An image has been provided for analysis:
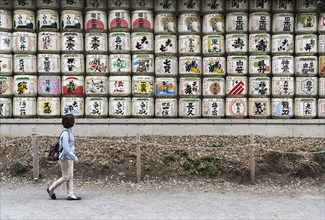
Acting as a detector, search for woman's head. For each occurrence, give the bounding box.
[62,114,75,128]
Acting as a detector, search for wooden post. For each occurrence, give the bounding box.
[32,128,39,180]
[136,133,141,183]
[249,133,256,184]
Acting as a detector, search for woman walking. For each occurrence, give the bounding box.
[47,114,81,200]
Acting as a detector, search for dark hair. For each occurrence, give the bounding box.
[62,114,75,128]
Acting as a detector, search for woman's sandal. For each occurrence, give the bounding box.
[47,188,56,200]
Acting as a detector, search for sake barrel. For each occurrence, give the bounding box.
[0,98,12,118]
[226,12,248,33]
[272,55,294,76]
[295,77,318,97]
[203,57,226,77]
[61,97,84,117]
[179,98,201,118]
[154,13,176,34]
[132,75,154,96]
[15,54,36,75]
[295,34,317,55]
[61,54,84,75]
[272,0,294,12]
[61,10,83,32]
[14,0,36,10]
[178,0,200,13]
[249,77,271,97]
[249,12,271,33]
[320,56,325,77]
[296,0,317,12]
[13,97,36,118]
[179,56,202,76]
[155,98,178,117]
[249,55,271,76]
[37,0,60,9]
[202,35,224,56]
[108,97,131,118]
[62,76,84,96]
[225,34,248,54]
[85,33,108,54]
[318,99,325,118]
[202,13,224,34]
[131,10,154,32]
[155,35,177,56]
[85,10,107,32]
[0,32,12,53]
[319,35,325,54]
[179,35,201,56]
[84,0,107,10]
[179,77,201,97]
[272,13,294,33]
[248,34,270,54]
[13,75,37,96]
[295,56,318,76]
[155,56,178,77]
[272,77,295,98]
[201,0,224,13]
[108,32,131,54]
[319,78,325,98]
[38,75,61,96]
[295,13,317,34]
[225,0,248,12]
[13,10,35,32]
[178,13,201,34]
[202,77,225,97]
[248,98,271,119]
[37,97,60,117]
[271,34,294,54]
[202,98,225,118]
[0,54,13,75]
[85,76,108,96]
[131,32,154,53]
[37,54,60,74]
[38,32,61,54]
[12,32,37,54]
[155,77,177,97]
[154,0,177,13]
[107,0,130,9]
[108,10,130,32]
[0,76,13,97]
[60,0,83,10]
[249,0,271,12]
[226,76,248,97]
[0,10,12,31]
[0,1,12,10]
[85,97,108,118]
[227,55,248,75]
[225,97,247,118]
[319,13,325,33]
[36,9,59,32]
[132,97,154,117]
[132,54,154,74]
[61,32,84,53]
[132,0,153,10]
[86,54,109,75]
[295,98,317,119]
[109,54,131,74]
[108,75,131,96]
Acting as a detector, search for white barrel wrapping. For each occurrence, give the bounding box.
[202,77,225,97]
[85,97,108,118]
[272,13,294,33]
[154,13,176,34]
[249,77,271,97]
[132,97,154,117]
[227,55,248,75]
[38,32,61,53]
[61,97,84,117]
[85,33,108,54]
[0,76,13,97]
[272,77,294,98]
[272,55,294,76]
[12,32,37,54]
[108,10,130,32]
[85,10,107,32]
[62,76,84,96]
[132,54,154,74]
[226,0,248,11]
[318,99,325,118]
[203,57,226,76]
[249,12,271,32]
[225,97,247,118]
[0,54,13,75]
[179,77,201,97]
[13,10,35,32]
[226,13,248,33]
[61,32,84,53]
[294,98,317,119]
[226,34,248,54]
[0,32,12,53]
[109,54,131,74]
[61,54,84,75]
[295,56,318,76]
[13,97,36,117]
[179,56,202,76]
[85,76,109,96]
[295,13,317,33]
[155,56,178,76]
[13,75,37,96]
[132,0,153,10]
[132,75,154,96]
[36,9,59,31]
[272,0,294,12]
[108,0,130,9]
[13,54,37,74]
[84,0,107,10]
[37,54,60,74]
[109,32,131,53]
[61,10,83,32]
[108,75,131,96]
[319,78,325,98]
[201,0,224,13]
[155,35,177,56]
[248,34,270,54]
[60,0,83,10]
[249,0,271,12]
[248,98,271,119]
[202,98,225,118]
[131,32,154,53]
[109,97,131,118]
[226,76,247,97]
[202,13,224,34]
[178,13,200,34]
[179,35,201,55]
[0,10,12,31]
[271,34,294,54]
[131,10,154,32]
[37,97,60,117]
[38,75,61,96]
[0,98,12,118]
[179,98,201,118]
[249,55,271,76]
[202,35,224,56]
[155,98,178,117]
[155,77,177,97]
[37,0,60,9]
[86,54,109,75]
[295,77,318,97]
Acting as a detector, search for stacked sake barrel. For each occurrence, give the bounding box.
[0,4,13,118]
[154,0,178,118]
[84,1,108,118]
[225,0,249,118]
[107,1,132,118]
[201,0,226,118]
[36,0,61,118]
[178,0,202,118]
[12,2,38,118]
[320,11,325,118]
[130,0,155,118]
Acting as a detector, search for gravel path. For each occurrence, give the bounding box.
[1,182,325,220]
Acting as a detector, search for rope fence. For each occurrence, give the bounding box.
[29,129,325,184]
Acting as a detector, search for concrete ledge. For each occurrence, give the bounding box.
[1,119,324,137]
